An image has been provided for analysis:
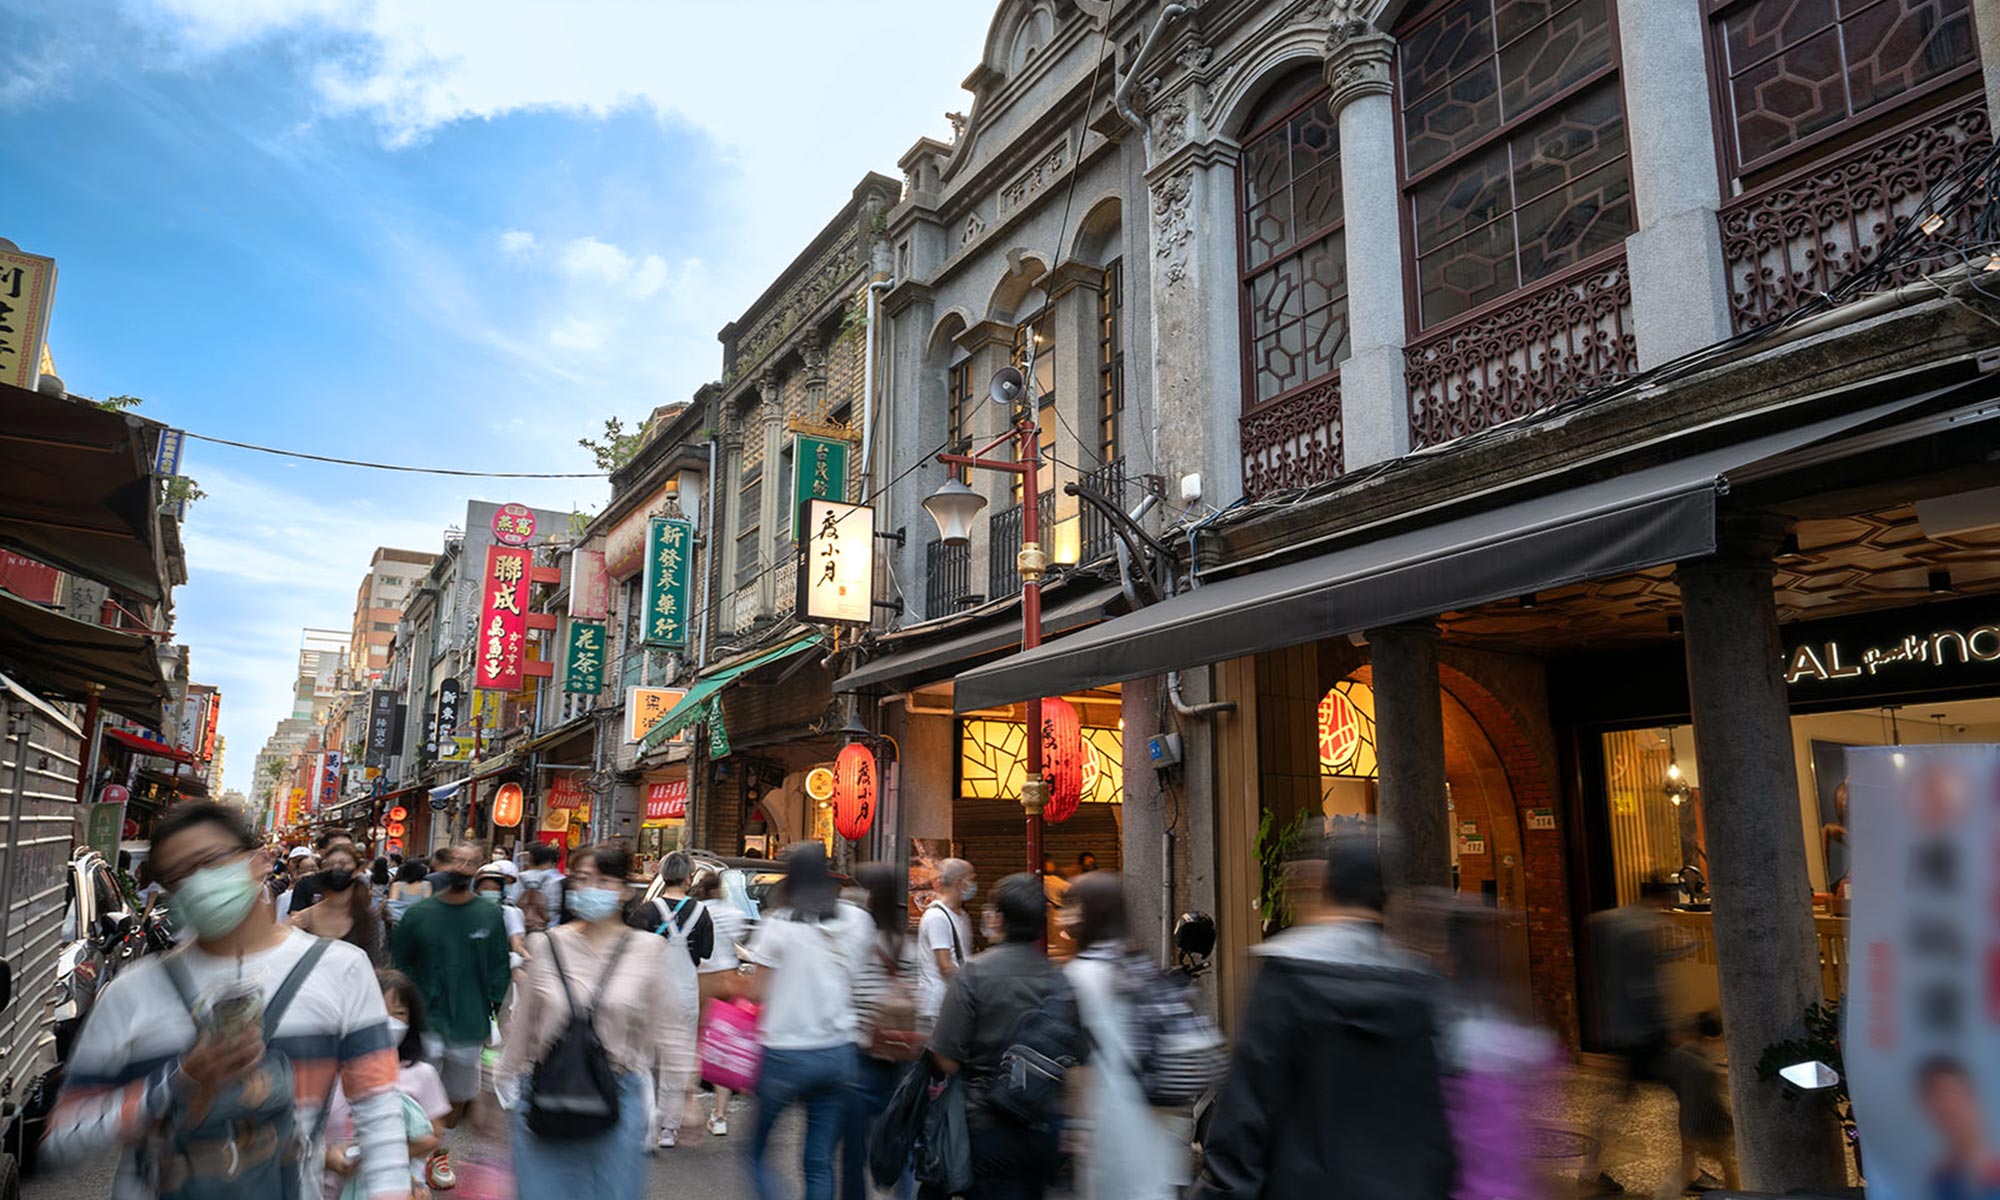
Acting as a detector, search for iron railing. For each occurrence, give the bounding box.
[1076,457,1128,565]
[988,491,1056,600]
[925,540,974,618]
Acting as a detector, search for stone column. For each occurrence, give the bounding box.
[1325,24,1411,469]
[1676,532,1845,1192]
[757,372,783,616]
[1617,0,1735,365]
[1365,622,1450,888]
[1980,0,2000,140]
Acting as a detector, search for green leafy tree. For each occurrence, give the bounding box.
[95,394,144,412]
[578,417,645,473]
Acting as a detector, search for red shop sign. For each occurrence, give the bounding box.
[644,780,687,821]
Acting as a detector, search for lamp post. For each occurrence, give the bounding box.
[923,364,1047,875]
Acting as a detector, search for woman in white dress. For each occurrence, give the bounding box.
[1063,872,1190,1200]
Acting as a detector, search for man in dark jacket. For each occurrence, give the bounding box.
[1192,826,1456,1200]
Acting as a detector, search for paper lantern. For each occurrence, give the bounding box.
[387,838,403,855]
[1041,697,1084,824]
[832,743,877,841]
[388,805,408,822]
[492,782,524,828]
[387,821,406,839]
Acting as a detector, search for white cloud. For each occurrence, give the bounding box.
[497,228,535,257]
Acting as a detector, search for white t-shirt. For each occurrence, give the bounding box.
[748,904,873,1051]
[702,898,750,975]
[498,901,525,940]
[915,902,972,1019]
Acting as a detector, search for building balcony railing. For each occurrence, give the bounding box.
[1075,457,1129,564]
[1405,251,1637,451]
[1720,95,1991,334]
[988,491,1055,600]
[1241,380,1343,500]
[925,539,975,618]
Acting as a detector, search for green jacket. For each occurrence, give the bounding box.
[391,892,512,1043]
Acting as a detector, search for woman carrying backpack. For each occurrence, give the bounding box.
[693,868,751,1136]
[496,843,682,1199]
[1064,873,1194,1200]
[840,863,922,1200]
[634,851,713,1149]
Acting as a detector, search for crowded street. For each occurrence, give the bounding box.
[7,1,2000,1198]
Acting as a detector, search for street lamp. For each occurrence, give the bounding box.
[920,362,1049,874]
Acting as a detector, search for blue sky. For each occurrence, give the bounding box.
[0,0,994,794]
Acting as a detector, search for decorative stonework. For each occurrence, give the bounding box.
[1404,256,1637,450]
[1323,23,1394,113]
[999,137,1070,215]
[732,234,859,379]
[1150,91,1191,156]
[961,211,987,247]
[1152,168,1195,287]
[1719,98,1991,333]
[1241,379,1344,498]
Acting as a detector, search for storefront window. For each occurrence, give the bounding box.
[958,717,1124,805]
[1600,726,1701,906]
[1319,678,1379,819]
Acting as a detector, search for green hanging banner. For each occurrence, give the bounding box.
[642,517,693,647]
[790,434,849,536]
[707,700,731,759]
[563,619,607,695]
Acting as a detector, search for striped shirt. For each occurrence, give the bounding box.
[45,929,407,1200]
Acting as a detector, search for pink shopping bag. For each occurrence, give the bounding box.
[700,998,763,1092]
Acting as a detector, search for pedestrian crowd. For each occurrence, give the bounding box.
[36,805,1730,1200]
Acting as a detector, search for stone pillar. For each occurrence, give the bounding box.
[1119,675,1168,958]
[757,373,783,616]
[1676,534,1845,1192]
[1617,0,1735,365]
[1365,622,1450,888]
[1325,25,1411,469]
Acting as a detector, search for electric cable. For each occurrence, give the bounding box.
[182,431,610,478]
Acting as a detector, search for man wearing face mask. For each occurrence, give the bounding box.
[391,843,511,1137]
[43,803,409,1200]
[916,858,976,1026]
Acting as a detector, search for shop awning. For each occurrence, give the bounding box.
[637,633,823,753]
[519,713,596,757]
[103,726,196,765]
[0,587,168,725]
[0,381,167,603]
[954,389,1957,713]
[834,583,1126,694]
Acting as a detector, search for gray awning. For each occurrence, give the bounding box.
[836,584,1125,694]
[952,390,1955,713]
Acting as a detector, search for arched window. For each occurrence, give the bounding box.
[1397,0,1633,329]
[1238,83,1350,409]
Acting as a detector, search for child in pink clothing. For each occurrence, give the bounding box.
[322,970,450,1200]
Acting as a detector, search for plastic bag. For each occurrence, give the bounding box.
[913,1075,974,1195]
[699,998,762,1092]
[869,1060,932,1188]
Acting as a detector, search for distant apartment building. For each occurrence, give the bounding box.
[351,547,434,684]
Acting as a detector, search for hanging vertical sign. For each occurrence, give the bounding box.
[429,678,461,757]
[476,545,530,689]
[642,517,693,647]
[0,246,58,392]
[563,619,607,695]
[568,548,611,619]
[365,689,397,767]
[791,435,849,531]
[707,702,732,759]
[797,499,874,624]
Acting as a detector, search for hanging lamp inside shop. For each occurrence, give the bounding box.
[1042,696,1084,824]
[1888,707,1906,769]
[1663,730,1692,807]
[832,742,877,841]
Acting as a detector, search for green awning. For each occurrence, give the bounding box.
[637,633,822,754]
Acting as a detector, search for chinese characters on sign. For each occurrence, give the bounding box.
[547,776,586,810]
[790,435,849,533]
[476,546,531,690]
[563,619,607,695]
[491,502,537,547]
[626,687,686,744]
[430,678,462,757]
[365,689,397,768]
[0,246,57,392]
[797,499,874,624]
[642,780,687,826]
[642,517,693,648]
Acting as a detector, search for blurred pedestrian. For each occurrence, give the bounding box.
[918,859,975,1026]
[319,969,450,1200]
[745,842,873,1200]
[843,862,923,1200]
[474,861,529,964]
[370,855,392,895]
[277,848,316,921]
[1588,877,1691,1195]
[923,872,1089,1200]
[393,841,511,1151]
[1065,872,1190,1200]
[695,868,752,1136]
[635,850,714,1149]
[387,857,431,927]
[1191,825,1455,1200]
[291,841,386,965]
[291,830,357,915]
[44,802,408,1200]
[498,843,678,1199]
[519,839,567,932]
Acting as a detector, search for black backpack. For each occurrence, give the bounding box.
[986,982,1085,1128]
[526,931,632,1140]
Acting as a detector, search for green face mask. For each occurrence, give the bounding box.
[173,859,261,940]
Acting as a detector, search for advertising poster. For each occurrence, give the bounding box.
[1846,744,2000,1200]
[1809,739,1856,896]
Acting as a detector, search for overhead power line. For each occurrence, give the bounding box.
[184,431,611,478]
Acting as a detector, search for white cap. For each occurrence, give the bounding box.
[476,859,519,882]
[287,846,313,860]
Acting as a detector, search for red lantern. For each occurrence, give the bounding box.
[387,821,407,839]
[1041,697,1084,824]
[832,743,877,841]
[492,783,524,828]
[388,805,409,822]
